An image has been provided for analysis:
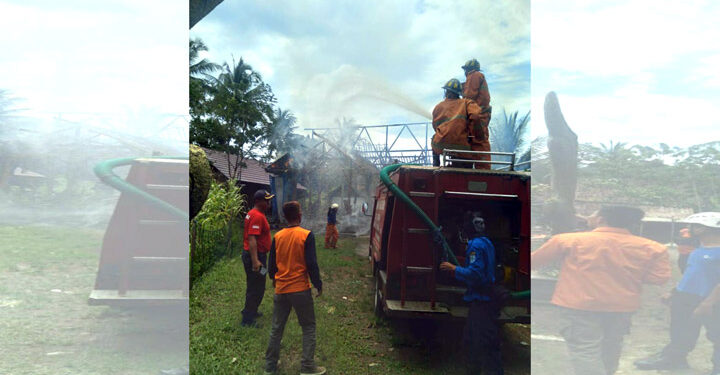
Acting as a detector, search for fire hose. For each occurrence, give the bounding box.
[94,157,189,221]
[379,164,529,300]
[379,164,459,265]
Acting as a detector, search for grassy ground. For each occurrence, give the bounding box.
[190,235,530,375]
[0,225,187,375]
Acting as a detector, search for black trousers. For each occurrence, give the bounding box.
[662,290,720,371]
[241,250,267,322]
[465,300,503,375]
[433,153,441,167]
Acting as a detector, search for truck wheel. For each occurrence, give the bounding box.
[374,273,385,318]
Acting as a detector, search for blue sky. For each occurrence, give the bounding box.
[532,0,720,147]
[0,0,188,149]
[191,0,530,150]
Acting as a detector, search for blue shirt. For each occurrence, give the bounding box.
[454,236,496,302]
[677,247,720,298]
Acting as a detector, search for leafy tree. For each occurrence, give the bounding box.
[190,58,276,180]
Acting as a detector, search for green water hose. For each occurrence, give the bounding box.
[379,164,529,300]
[94,156,189,221]
[511,290,530,300]
[379,164,459,265]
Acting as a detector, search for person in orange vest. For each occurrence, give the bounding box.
[431,78,484,168]
[532,205,671,375]
[265,201,326,375]
[461,58,492,170]
[324,203,339,249]
[635,212,720,374]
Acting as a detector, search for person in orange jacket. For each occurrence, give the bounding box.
[461,58,492,169]
[431,78,484,168]
[324,203,339,249]
[532,205,671,375]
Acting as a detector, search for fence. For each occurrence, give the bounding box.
[190,219,240,286]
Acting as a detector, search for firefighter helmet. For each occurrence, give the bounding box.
[442,78,463,96]
[331,203,339,209]
[683,212,720,228]
[462,58,481,71]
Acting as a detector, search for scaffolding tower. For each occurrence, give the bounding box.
[305,122,432,169]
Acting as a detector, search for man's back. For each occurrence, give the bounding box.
[431,98,481,154]
[270,226,321,294]
[533,227,671,311]
[463,70,490,108]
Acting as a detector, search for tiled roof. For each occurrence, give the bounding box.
[199,147,270,186]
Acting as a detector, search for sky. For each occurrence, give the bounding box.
[0,0,189,149]
[532,0,720,148]
[190,0,530,152]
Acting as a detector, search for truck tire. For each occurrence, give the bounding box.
[374,272,385,318]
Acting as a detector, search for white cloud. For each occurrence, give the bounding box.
[0,0,188,140]
[532,0,720,147]
[191,0,530,141]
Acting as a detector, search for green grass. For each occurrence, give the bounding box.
[0,225,187,375]
[190,236,530,375]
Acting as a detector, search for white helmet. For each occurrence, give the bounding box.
[683,212,720,228]
[331,203,339,209]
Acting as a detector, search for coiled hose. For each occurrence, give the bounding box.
[94,156,189,221]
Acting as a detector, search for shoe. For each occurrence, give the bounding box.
[634,353,689,370]
[300,366,327,375]
[240,319,261,328]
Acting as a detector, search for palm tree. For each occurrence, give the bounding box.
[189,38,220,78]
[489,109,531,170]
[189,38,219,123]
[269,108,304,157]
[204,58,275,180]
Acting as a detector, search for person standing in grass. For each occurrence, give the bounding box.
[265,201,326,375]
[325,203,339,249]
[241,189,274,327]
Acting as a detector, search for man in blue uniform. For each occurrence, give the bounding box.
[635,212,720,374]
[440,211,503,375]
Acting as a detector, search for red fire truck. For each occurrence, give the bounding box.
[368,150,530,322]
